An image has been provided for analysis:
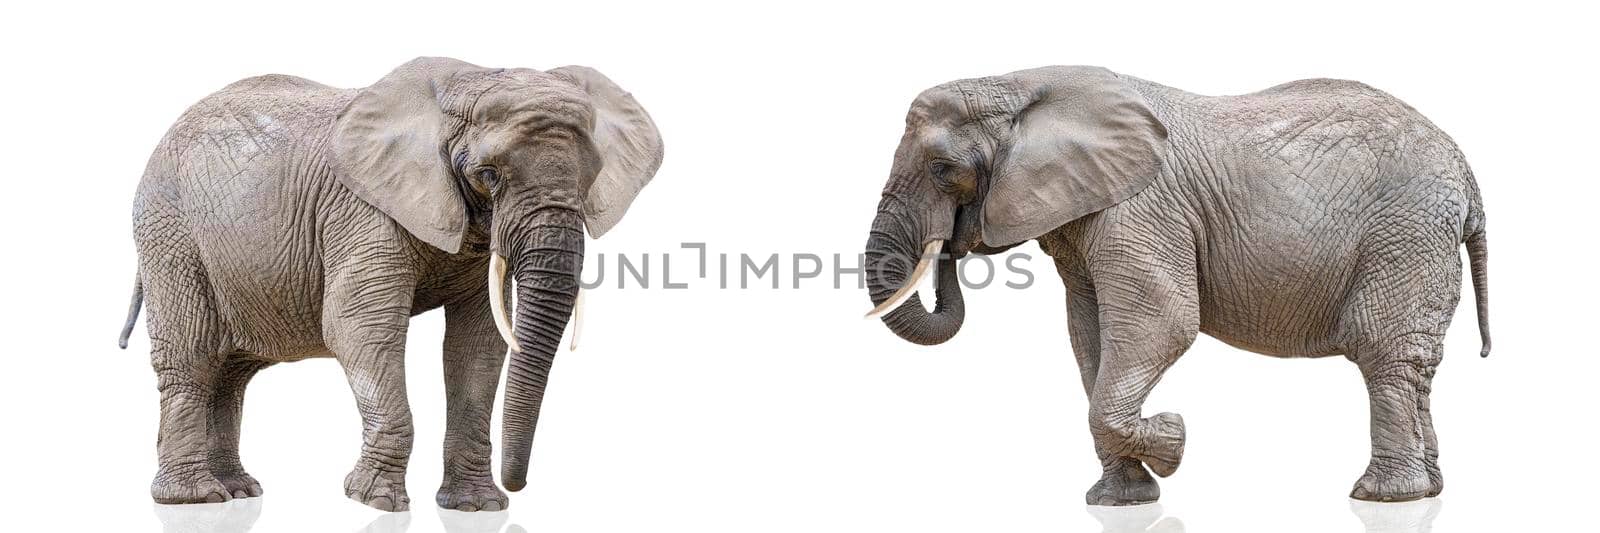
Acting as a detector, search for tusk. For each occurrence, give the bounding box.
[568,289,584,351]
[864,239,944,319]
[489,253,522,353]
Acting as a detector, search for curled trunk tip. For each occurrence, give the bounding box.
[865,209,966,345]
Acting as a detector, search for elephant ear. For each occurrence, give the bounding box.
[550,65,664,238]
[331,57,488,253]
[981,67,1168,247]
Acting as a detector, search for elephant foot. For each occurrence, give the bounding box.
[345,462,410,512]
[436,476,508,512]
[1086,458,1160,506]
[152,465,232,504]
[1350,458,1434,502]
[213,469,264,499]
[1132,412,1186,478]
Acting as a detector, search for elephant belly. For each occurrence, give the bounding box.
[190,177,335,359]
[1190,182,1365,358]
[1197,284,1350,358]
[176,154,338,359]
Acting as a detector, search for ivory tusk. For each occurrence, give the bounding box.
[568,289,584,351]
[864,239,944,319]
[489,253,523,353]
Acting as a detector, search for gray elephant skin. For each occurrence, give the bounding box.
[119,57,663,511]
[862,66,1489,504]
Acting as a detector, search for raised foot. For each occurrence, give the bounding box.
[152,467,232,504]
[1350,460,1436,502]
[1086,458,1161,506]
[1133,412,1186,478]
[346,463,410,512]
[436,477,509,511]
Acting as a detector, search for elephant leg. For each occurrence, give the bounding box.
[142,249,232,504]
[1344,233,1459,502]
[1084,246,1199,481]
[437,288,510,512]
[1056,256,1158,506]
[324,272,417,512]
[208,357,273,498]
[1349,340,1443,502]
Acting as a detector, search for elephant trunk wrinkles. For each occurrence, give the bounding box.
[497,208,585,492]
[865,203,965,345]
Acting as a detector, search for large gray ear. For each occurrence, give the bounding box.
[981,67,1168,247]
[331,57,487,253]
[549,66,664,238]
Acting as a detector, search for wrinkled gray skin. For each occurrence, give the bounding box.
[121,57,663,512]
[864,66,1489,505]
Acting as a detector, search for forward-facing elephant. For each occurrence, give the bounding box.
[862,66,1489,504]
[119,57,663,511]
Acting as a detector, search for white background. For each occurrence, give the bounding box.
[2,1,1595,531]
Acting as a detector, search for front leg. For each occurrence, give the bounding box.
[437,286,511,511]
[1080,221,1200,486]
[324,271,417,512]
[1056,256,1159,506]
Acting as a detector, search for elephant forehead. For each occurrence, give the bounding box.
[913,78,1024,124]
[469,81,595,134]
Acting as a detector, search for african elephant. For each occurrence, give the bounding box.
[862,66,1489,504]
[119,57,663,511]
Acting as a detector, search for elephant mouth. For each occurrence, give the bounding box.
[488,253,585,353]
[948,202,983,258]
[864,239,946,320]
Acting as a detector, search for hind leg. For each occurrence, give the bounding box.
[1348,338,1443,501]
[1344,234,1461,501]
[208,358,273,498]
[141,245,233,504]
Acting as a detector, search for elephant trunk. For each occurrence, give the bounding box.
[864,202,965,345]
[493,207,585,492]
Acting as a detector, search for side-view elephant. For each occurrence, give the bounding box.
[118,57,663,511]
[861,66,1489,504]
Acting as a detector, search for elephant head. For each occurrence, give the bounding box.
[864,66,1166,344]
[330,57,663,490]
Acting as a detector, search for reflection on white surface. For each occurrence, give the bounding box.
[1349,498,1442,533]
[437,508,508,533]
[1084,498,1444,533]
[1086,503,1185,533]
[357,510,411,533]
[147,494,1443,532]
[150,497,541,533]
[152,497,262,533]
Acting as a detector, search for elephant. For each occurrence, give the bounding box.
[861,66,1489,504]
[118,57,663,511]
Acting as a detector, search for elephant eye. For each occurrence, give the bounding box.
[477,167,500,188]
[929,161,960,191]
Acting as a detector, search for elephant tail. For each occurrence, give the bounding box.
[1465,229,1490,358]
[119,275,143,350]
